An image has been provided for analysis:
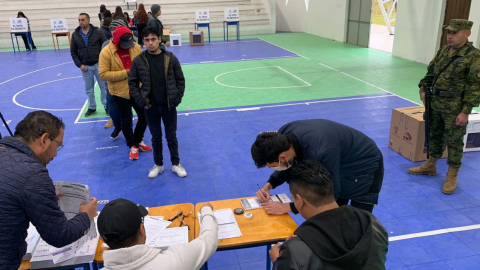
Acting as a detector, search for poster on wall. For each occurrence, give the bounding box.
[224,7,239,22]
[196,9,210,24]
[50,19,68,33]
[9,18,28,32]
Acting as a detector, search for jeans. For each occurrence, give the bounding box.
[113,95,148,148]
[106,91,121,129]
[81,64,107,110]
[21,33,36,50]
[144,106,180,166]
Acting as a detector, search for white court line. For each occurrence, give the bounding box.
[75,94,394,123]
[74,82,98,124]
[318,62,420,105]
[389,224,480,242]
[12,77,83,111]
[214,66,311,89]
[0,61,73,86]
[182,55,298,65]
[258,38,311,60]
[183,39,264,46]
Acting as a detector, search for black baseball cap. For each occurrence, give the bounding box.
[97,198,148,243]
[120,33,134,49]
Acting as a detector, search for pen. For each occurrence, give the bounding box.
[168,211,183,222]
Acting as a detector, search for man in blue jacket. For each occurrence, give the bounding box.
[251,119,384,214]
[0,111,98,269]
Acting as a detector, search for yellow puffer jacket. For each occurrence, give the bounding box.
[99,42,142,99]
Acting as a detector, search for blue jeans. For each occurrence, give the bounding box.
[106,91,121,129]
[81,64,107,110]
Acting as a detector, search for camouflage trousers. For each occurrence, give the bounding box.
[429,98,467,167]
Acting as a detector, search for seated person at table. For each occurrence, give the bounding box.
[98,199,218,270]
[270,160,388,270]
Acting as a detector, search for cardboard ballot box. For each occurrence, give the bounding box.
[189,30,204,46]
[388,106,448,162]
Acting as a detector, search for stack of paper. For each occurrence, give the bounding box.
[22,224,40,261]
[200,208,242,239]
[240,193,292,210]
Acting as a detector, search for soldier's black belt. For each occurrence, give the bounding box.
[432,88,463,98]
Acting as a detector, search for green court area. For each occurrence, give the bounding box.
[80,32,429,120]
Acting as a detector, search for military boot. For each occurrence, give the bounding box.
[408,157,438,176]
[442,166,459,195]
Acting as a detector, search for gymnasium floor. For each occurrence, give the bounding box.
[1,32,480,269]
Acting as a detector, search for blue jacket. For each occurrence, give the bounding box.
[268,119,382,206]
[0,137,90,269]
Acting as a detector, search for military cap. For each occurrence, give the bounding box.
[444,19,473,31]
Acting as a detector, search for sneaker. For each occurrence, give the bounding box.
[139,141,153,152]
[172,164,187,177]
[85,109,96,117]
[148,165,164,178]
[129,146,139,160]
[110,128,121,139]
[104,119,114,129]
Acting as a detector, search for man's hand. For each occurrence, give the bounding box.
[79,197,98,220]
[126,69,130,75]
[166,42,171,47]
[80,65,88,72]
[144,104,152,110]
[456,112,468,126]
[420,92,426,106]
[286,234,297,241]
[269,243,282,263]
[262,202,291,215]
[256,183,272,203]
[202,202,213,210]
[56,192,64,198]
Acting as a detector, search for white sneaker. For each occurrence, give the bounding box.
[148,165,164,178]
[172,164,187,177]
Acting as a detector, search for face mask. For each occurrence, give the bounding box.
[272,157,291,171]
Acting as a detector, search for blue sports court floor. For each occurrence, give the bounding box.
[1,33,480,269]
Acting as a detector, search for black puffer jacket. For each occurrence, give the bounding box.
[0,137,90,269]
[70,24,107,67]
[129,50,185,108]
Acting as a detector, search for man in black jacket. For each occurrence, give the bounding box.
[71,13,108,117]
[270,160,388,270]
[129,27,187,178]
[0,111,98,269]
[148,4,168,48]
[252,119,384,214]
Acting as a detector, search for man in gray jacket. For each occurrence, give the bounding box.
[270,160,388,270]
[98,199,218,270]
[0,111,98,269]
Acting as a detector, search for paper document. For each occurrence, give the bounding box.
[144,216,171,245]
[49,245,75,264]
[199,208,242,239]
[149,226,189,249]
[54,181,97,237]
[241,193,292,210]
[23,224,41,260]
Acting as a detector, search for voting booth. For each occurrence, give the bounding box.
[9,18,32,52]
[189,30,204,46]
[223,7,240,41]
[50,19,70,51]
[194,9,210,42]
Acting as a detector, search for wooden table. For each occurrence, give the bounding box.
[195,197,298,270]
[94,203,195,264]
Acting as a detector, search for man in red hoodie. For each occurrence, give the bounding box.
[99,26,152,160]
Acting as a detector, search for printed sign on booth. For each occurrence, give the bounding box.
[224,7,239,22]
[50,19,68,33]
[196,9,210,23]
[9,18,28,32]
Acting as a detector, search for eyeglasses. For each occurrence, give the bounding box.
[38,129,64,151]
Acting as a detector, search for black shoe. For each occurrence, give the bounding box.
[105,108,109,116]
[110,128,121,139]
[85,109,96,117]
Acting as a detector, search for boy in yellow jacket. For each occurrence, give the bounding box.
[99,26,152,160]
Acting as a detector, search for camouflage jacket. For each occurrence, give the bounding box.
[419,41,480,114]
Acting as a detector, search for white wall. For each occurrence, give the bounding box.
[392,0,447,64]
[469,0,480,48]
[275,0,348,42]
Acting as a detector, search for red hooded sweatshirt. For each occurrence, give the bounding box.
[112,26,133,70]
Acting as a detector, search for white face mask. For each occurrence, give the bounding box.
[272,157,291,171]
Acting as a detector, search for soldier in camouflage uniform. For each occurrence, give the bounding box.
[408,19,480,194]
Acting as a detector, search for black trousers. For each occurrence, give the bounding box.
[144,105,180,166]
[113,96,148,148]
[337,151,385,213]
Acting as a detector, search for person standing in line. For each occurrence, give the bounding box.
[148,4,169,48]
[136,4,149,47]
[98,4,107,24]
[129,27,187,178]
[70,13,108,117]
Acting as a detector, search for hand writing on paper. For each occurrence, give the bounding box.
[261,201,290,215]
